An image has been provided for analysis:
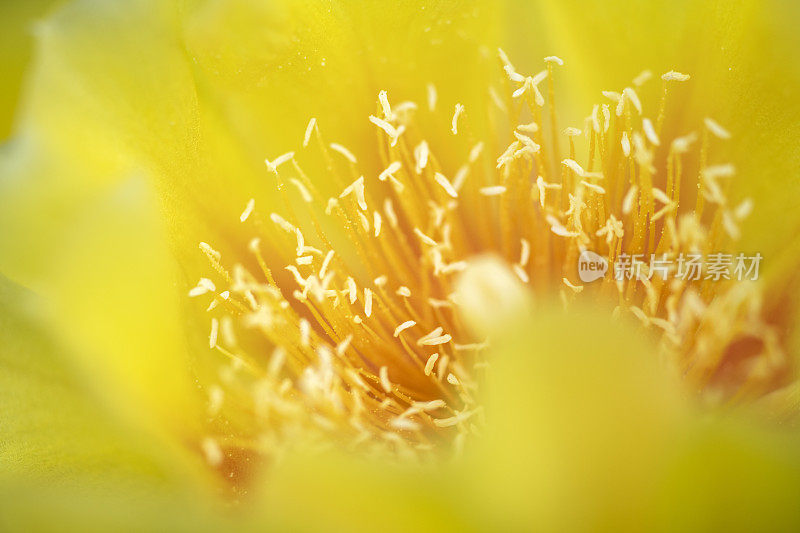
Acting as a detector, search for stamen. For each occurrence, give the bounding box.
[364,288,373,317]
[642,118,660,146]
[435,172,459,198]
[303,118,317,148]
[201,437,223,467]
[265,152,294,174]
[451,104,465,135]
[704,117,732,140]
[189,278,216,297]
[622,87,642,115]
[394,321,416,337]
[415,141,429,173]
[299,318,311,347]
[480,186,506,196]
[209,318,219,349]
[330,143,358,164]
[240,199,255,222]
[379,366,392,393]
[633,70,653,86]
[662,70,691,82]
[378,90,393,120]
[190,50,776,468]
[419,334,452,346]
[427,83,437,111]
[414,228,438,246]
[289,179,313,203]
[424,354,439,376]
[621,132,631,157]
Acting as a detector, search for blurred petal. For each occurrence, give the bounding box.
[653,421,800,530]
[0,274,225,530]
[0,0,206,439]
[252,451,468,532]
[0,0,62,140]
[1,0,201,276]
[0,157,201,438]
[465,302,685,529]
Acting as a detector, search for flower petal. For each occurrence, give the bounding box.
[0,274,212,490]
[467,302,684,527]
[0,0,210,442]
[0,161,201,439]
[0,0,60,139]
[461,300,800,529]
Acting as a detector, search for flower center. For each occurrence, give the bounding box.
[189,51,789,484]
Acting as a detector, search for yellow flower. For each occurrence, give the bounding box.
[2,0,800,530]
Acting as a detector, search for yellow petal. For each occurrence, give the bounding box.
[0,274,212,491]
[652,421,800,530]
[0,0,210,443]
[0,164,201,440]
[467,302,685,528]
[0,0,60,139]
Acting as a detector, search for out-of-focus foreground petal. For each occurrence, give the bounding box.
[0,275,225,531]
[0,0,206,445]
[0,0,62,140]
[468,304,684,529]
[471,304,800,530]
